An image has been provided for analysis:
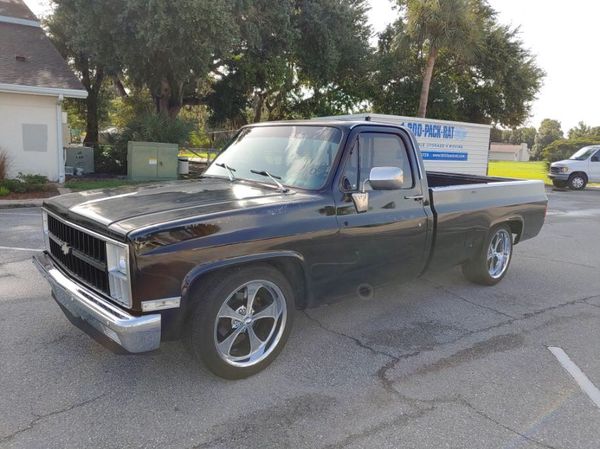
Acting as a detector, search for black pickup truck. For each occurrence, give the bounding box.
[34,120,547,378]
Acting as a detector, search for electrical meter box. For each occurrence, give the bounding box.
[65,146,94,174]
[127,141,179,180]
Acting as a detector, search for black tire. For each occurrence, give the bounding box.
[552,180,567,188]
[462,224,513,286]
[185,264,294,379]
[568,173,587,190]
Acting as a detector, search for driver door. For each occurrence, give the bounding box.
[332,128,430,296]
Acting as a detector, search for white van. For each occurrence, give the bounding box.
[549,145,600,189]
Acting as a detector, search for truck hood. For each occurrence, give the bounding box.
[44,177,295,238]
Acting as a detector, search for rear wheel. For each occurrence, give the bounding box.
[462,225,513,286]
[186,264,294,379]
[568,173,587,190]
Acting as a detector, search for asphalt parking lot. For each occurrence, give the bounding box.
[1,188,600,449]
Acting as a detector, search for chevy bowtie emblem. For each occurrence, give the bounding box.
[60,241,72,256]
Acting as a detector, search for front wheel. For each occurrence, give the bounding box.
[568,173,587,190]
[186,264,294,379]
[462,225,513,285]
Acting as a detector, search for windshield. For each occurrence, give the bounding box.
[570,146,600,160]
[204,125,343,190]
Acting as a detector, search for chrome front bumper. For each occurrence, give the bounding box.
[33,252,161,353]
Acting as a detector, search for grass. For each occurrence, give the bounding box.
[488,161,551,185]
[64,179,154,191]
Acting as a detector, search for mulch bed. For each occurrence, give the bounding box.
[0,187,59,200]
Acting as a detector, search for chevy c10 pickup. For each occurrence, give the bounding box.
[34,120,547,378]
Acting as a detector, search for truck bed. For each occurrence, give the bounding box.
[424,171,547,272]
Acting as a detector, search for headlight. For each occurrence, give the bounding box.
[41,210,50,250]
[106,242,131,307]
[555,166,569,173]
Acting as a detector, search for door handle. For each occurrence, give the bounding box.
[404,194,424,201]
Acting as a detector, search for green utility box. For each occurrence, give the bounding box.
[127,141,179,180]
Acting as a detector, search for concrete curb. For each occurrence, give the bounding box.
[0,198,45,208]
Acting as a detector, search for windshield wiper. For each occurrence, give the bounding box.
[250,169,288,192]
[215,163,236,181]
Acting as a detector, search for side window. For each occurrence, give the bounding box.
[358,133,414,189]
[592,151,600,162]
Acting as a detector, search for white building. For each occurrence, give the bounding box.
[0,0,87,182]
[489,143,530,162]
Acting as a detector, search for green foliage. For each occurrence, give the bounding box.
[567,122,600,140]
[0,186,9,197]
[542,138,600,163]
[373,1,543,127]
[208,0,373,126]
[123,114,194,145]
[92,114,193,174]
[531,119,563,160]
[491,127,537,148]
[0,173,49,193]
[114,0,238,117]
[92,142,128,175]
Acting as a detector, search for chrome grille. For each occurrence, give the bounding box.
[47,214,109,295]
[550,166,561,174]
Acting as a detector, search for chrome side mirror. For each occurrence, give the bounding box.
[369,167,404,190]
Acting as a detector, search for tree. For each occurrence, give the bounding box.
[207,0,373,126]
[114,0,238,118]
[531,119,563,160]
[373,1,543,127]
[47,0,121,143]
[568,121,600,140]
[509,127,537,148]
[401,0,483,117]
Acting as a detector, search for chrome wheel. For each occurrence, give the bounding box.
[214,280,287,367]
[487,229,512,279]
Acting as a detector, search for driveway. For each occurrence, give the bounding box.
[1,189,600,449]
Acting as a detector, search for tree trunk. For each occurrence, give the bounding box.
[417,46,438,118]
[83,90,99,144]
[156,78,183,118]
[253,93,265,123]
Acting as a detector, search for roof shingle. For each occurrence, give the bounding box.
[0,0,37,21]
[0,0,85,93]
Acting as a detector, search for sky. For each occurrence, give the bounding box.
[24,0,598,133]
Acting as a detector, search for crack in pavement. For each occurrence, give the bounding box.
[320,393,559,449]
[423,278,517,319]
[302,294,600,449]
[1,393,107,443]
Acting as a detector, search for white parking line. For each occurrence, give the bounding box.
[548,346,600,409]
[0,245,43,252]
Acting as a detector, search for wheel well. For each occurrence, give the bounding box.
[570,171,588,181]
[185,257,308,311]
[506,220,523,244]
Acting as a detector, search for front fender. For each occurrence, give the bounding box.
[180,250,308,305]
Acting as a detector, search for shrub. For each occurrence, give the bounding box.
[0,173,48,193]
[542,138,600,162]
[93,114,194,175]
[123,113,194,145]
[0,149,8,180]
[0,186,9,197]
